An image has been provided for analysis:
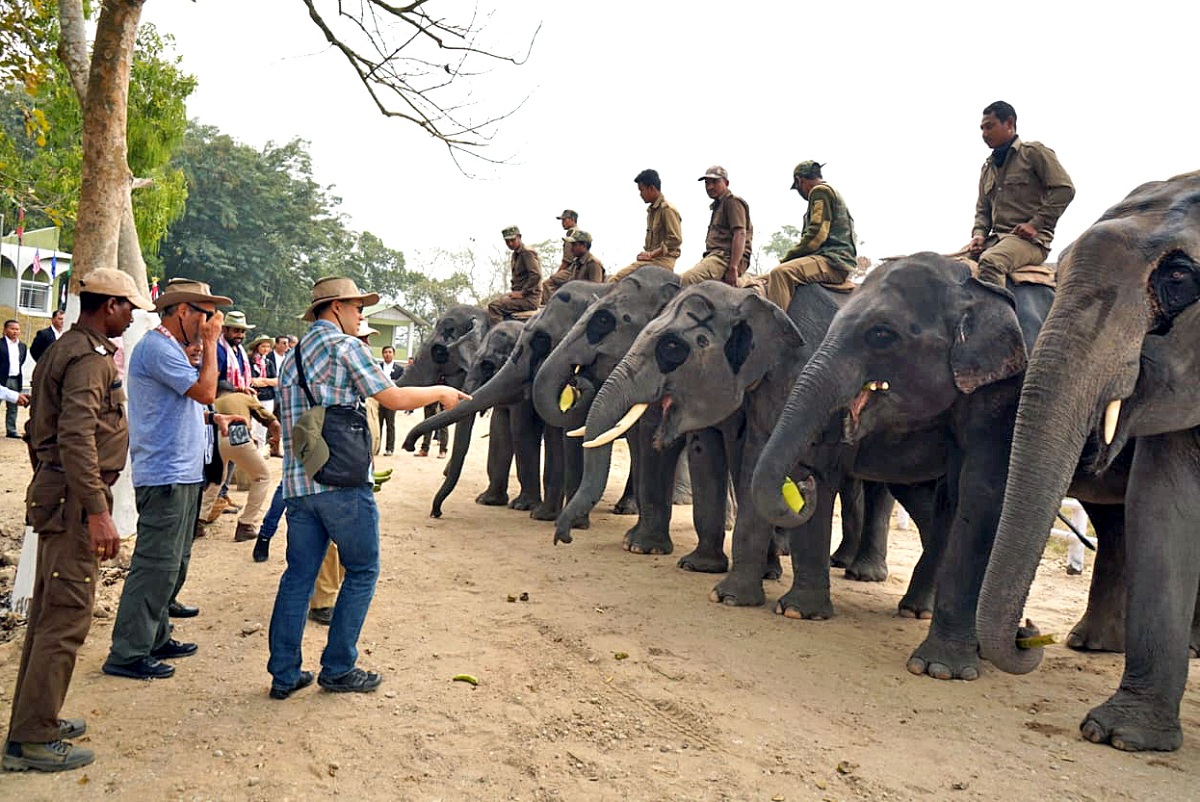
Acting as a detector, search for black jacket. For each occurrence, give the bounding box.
[380,359,404,384]
[0,338,28,383]
[30,326,60,362]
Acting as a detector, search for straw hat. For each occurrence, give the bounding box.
[223,310,256,330]
[302,276,380,322]
[356,320,379,338]
[153,277,233,310]
[247,334,273,351]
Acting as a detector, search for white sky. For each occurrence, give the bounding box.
[141,0,1200,278]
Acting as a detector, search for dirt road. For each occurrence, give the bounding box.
[0,415,1196,800]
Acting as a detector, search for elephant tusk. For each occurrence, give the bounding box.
[567,426,587,437]
[583,403,649,448]
[1103,399,1121,445]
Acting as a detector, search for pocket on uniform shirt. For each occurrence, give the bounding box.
[26,470,68,534]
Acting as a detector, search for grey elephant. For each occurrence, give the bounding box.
[977,172,1200,752]
[430,321,543,516]
[404,281,615,524]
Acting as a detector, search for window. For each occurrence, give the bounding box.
[19,279,51,313]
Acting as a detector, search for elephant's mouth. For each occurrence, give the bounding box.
[842,380,889,443]
[651,394,676,450]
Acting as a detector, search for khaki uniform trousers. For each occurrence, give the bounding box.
[6,487,101,743]
[764,255,848,309]
[977,234,1048,286]
[540,269,573,303]
[486,294,538,324]
[201,434,272,527]
[680,254,746,287]
[608,257,678,283]
[310,543,344,609]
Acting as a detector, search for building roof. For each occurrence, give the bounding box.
[364,302,430,328]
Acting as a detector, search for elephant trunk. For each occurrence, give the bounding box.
[532,344,594,429]
[750,338,856,528]
[429,414,476,518]
[402,358,525,452]
[553,440,613,545]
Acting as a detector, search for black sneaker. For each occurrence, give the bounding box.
[253,535,270,563]
[150,639,198,660]
[318,667,382,693]
[101,656,175,680]
[3,740,94,772]
[269,670,315,700]
[308,607,333,626]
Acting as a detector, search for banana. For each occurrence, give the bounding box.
[452,674,479,686]
[781,477,805,514]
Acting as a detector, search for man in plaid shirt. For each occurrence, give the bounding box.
[267,277,467,699]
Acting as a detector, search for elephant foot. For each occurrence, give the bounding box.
[530,501,561,521]
[507,492,542,511]
[829,544,856,569]
[1190,621,1200,659]
[475,489,509,506]
[677,548,728,574]
[773,587,834,621]
[905,633,981,681]
[622,527,673,555]
[1080,689,1183,752]
[1066,610,1125,653]
[672,490,693,505]
[709,575,766,607]
[571,515,590,531]
[897,589,934,620]
[844,556,888,582]
[763,553,783,581]
[612,495,639,515]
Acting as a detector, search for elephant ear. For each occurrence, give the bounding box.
[950,277,1027,394]
[725,294,805,379]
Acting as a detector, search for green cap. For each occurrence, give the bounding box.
[556,209,578,221]
[291,406,329,481]
[501,225,521,239]
[563,229,593,244]
[792,160,824,187]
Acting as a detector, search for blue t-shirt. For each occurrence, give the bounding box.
[127,330,205,487]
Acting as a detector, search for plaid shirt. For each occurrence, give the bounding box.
[278,320,392,498]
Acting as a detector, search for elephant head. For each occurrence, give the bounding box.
[402,282,613,450]
[977,171,1200,675]
[750,252,1028,528]
[533,266,681,430]
[397,304,490,389]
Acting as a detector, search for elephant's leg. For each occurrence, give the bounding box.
[891,480,944,619]
[563,437,589,529]
[673,449,693,505]
[476,407,512,506]
[531,426,565,521]
[710,469,775,607]
[774,481,839,620]
[1067,503,1126,653]
[678,429,729,574]
[623,420,684,556]
[1081,432,1200,752]
[1191,581,1200,659]
[508,399,544,511]
[612,433,639,515]
[830,478,863,568]
[845,482,894,582]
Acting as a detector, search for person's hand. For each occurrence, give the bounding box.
[213,412,246,437]
[243,386,257,395]
[201,309,224,343]
[968,234,986,256]
[15,393,30,407]
[509,291,522,299]
[439,387,471,410]
[1013,222,1038,241]
[88,511,121,561]
[637,250,655,262]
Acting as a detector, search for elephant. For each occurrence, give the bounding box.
[749,252,1078,681]
[977,172,1200,752]
[403,281,615,523]
[429,321,544,516]
[531,266,687,553]
[397,304,490,455]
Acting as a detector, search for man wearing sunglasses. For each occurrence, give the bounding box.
[104,278,244,681]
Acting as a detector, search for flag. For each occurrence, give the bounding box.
[32,249,42,276]
[50,253,57,280]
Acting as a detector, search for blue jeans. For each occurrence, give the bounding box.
[266,486,379,689]
[258,483,285,540]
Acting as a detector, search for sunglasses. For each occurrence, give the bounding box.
[187,302,215,321]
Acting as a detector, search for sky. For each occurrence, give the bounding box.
[140,0,1200,280]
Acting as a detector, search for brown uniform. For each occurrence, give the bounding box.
[487,245,542,322]
[973,137,1075,285]
[8,324,126,744]
[610,196,684,282]
[541,251,606,303]
[681,190,753,286]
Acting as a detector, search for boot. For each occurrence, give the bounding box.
[253,536,270,563]
[234,523,258,543]
[3,740,95,773]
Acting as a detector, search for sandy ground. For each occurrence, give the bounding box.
[0,408,1197,801]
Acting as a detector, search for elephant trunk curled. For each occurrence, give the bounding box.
[402,357,525,452]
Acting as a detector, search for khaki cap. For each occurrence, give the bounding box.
[501,225,522,239]
[77,268,154,311]
[698,165,729,181]
[154,277,233,310]
[223,310,256,330]
[301,276,380,322]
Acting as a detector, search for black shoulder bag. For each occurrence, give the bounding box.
[295,335,372,487]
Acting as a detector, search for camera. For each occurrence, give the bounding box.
[227,422,251,447]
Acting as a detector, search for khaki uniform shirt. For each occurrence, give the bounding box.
[561,227,577,267]
[783,183,858,272]
[511,245,543,299]
[27,323,127,516]
[704,190,754,270]
[567,251,605,283]
[644,196,683,267]
[973,137,1075,250]
[214,390,277,427]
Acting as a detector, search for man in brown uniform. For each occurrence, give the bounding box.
[4,269,153,773]
[488,226,542,323]
[610,168,683,283]
[541,230,605,303]
[555,209,578,277]
[681,165,753,287]
[969,100,1075,286]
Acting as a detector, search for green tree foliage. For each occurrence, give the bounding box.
[761,225,803,262]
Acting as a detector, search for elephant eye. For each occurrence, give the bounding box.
[696,334,710,348]
[530,331,552,357]
[655,333,691,374]
[622,314,632,323]
[864,325,898,350]
[431,343,450,364]
[586,309,617,345]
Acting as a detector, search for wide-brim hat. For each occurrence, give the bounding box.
[77,268,154,311]
[247,334,273,350]
[223,310,256,330]
[356,320,379,338]
[154,277,233,310]
[302,276,380,322]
